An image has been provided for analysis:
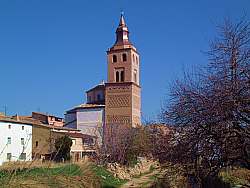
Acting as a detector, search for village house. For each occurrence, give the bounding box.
[31,123,97,161]
[65,132,97,162]
[31,112,65,127]
[0,112,98,166]
[0,116,32,166]
[20,114,98,161]
[31,123,74,160]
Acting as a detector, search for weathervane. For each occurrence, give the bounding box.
[120,10,124,16]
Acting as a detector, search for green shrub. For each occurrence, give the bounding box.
[92,165,127,187]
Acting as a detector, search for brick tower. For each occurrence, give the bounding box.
[105,14,141,128]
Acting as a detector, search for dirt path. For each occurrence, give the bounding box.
[121,169,162,188]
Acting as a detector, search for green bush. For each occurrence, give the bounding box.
[54,135,73,161]
[92,165,127,187]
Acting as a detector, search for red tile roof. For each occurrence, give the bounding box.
[66,103,105,113]
[0,115,78,131]
[65,132,96,139]
[32,112,64,120]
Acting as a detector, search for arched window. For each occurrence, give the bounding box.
[133,54,135,62]
[122,53,127,62]
[113,55,117,63]
[121,71,124,82]
[116,71,119,82]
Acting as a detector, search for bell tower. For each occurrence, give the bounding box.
[105,14,141,128]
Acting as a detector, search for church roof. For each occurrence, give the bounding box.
[86,82,105,93]
[76,103,105,108]
[66,103,105,113]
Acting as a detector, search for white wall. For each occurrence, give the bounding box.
[77,108,104,146]
[65,107,105,146]
[0,121,32,166]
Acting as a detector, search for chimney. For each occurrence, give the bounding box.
[13,114,20,121]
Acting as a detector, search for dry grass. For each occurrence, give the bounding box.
[0,160,64,171]
[0,160,101,188]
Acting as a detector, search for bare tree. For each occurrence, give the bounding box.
[100,124,152,165]
[161,18,250,181]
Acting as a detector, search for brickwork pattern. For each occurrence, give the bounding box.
[107,94,131,108]
[106,115,131,124]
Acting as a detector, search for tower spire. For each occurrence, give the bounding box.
[119,11,126,26]
[114,13,131,46]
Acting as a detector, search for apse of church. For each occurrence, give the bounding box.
[105,14,141,128]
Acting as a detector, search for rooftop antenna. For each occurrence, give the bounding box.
[3,105,7,116]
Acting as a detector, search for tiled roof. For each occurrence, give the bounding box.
[86,83,105,93]
[66,103,105,113]
[77,103,105,108]
[17,116,76,130]
[0,116,33,125]
[19,116,43,124]
[32,112,64,120]
[0,115,78,131]
[65,132,96,139]
[51,126,79,131]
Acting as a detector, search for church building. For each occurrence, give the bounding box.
[65,14,141,145]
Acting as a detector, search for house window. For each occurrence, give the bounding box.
[35,141,38,147]
[122,53,127,62]
[84,138,94,146]
[7,153,11,160]
[22,126,24,130]
[19,153,26,160]
[112,55,117,63]
[116,71,120,82]
[7,137,11,144]
[8,124,11,129]
[21,138,25,145]
[121,71,124,82]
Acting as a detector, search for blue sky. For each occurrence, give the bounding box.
[0,0,249,120]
